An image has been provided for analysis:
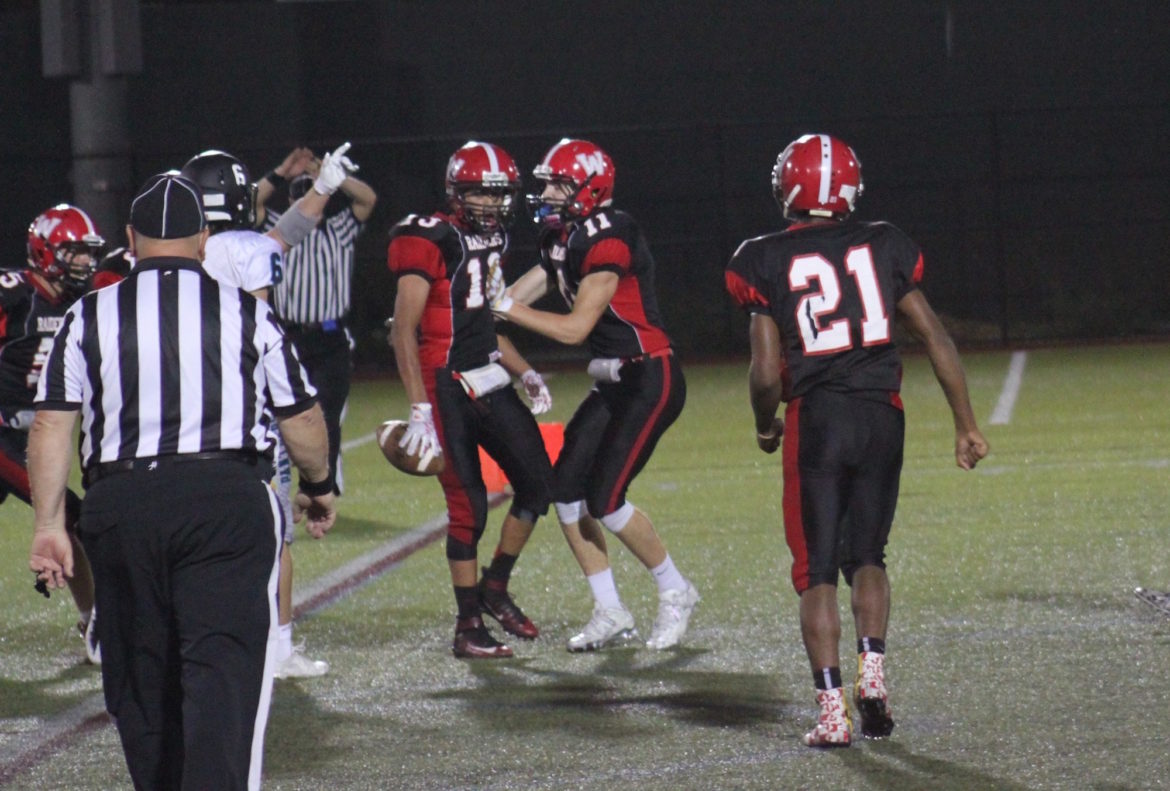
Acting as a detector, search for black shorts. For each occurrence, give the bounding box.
[428,371,553,559]
[554,352,686,519]
[782,389,904,593]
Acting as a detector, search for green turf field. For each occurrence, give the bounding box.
[2,344,1170,790]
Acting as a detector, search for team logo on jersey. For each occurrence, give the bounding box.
[37,316,64,334]
[464,233,502,251]
[575,152,608,177]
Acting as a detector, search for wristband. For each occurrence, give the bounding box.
[298,473,334,497]
[265,170,287,189]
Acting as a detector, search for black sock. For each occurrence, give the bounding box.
[454,586,480,620]
[858,637,886,655]
[813,667,842,691]
[484,552,518,582]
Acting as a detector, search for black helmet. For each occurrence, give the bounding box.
[179,150,257,229]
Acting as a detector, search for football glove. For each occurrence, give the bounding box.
[313,142,358,195]
[399,402,441,462]
[520,369,552,415]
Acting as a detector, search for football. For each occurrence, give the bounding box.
[376,420,444,476]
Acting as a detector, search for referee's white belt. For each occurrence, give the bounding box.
[83,450,262,488]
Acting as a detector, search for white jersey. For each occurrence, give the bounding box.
[203,229,283,295]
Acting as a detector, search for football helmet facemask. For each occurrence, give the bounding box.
[26,204,105,291]
[180,150,257,229]
[772,134,863,220]
[529,138,615,227]
[445,141,522,234]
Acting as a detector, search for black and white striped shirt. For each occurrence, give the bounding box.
[262,208,362,324]
[34,256,317,469]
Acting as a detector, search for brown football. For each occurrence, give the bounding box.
[376,420,445,476]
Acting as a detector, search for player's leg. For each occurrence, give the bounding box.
[432,378,512,658]
[476,388,554,638]
[784,393,852,747]
[584,355,695,650]
[841,400,904,738]
[551,390,637,650]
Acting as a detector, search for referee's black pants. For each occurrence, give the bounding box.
[79,459,282,791]
[285,324,351,492]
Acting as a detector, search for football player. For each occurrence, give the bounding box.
[725,134,989,746]
[492,139,699,652]
[387,141,555,659]
[2,204,104,662]
[179,144,356,679]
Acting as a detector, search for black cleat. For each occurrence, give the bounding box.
[452,616,513,659]
[478,571,539,639]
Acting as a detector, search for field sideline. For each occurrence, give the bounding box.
[2,345,1169,790]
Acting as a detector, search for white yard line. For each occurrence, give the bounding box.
[988,351,1027,426]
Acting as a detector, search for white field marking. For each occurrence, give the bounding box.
[0,490,511,779]
[988,351,1027,426]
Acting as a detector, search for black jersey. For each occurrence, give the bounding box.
[539,209,672,359]
[387,212,504,384]
[725,220,923,400]
[0,270,69,410]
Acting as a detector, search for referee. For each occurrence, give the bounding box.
[27,173,336,791]
[258,146,377,493]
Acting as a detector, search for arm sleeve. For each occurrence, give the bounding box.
[725,241,771,314]
[388,234,445,283]
[330,207,362,248]
[580,237,631,277]
[258,307,318,416]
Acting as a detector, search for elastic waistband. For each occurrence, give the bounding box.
[84,450,261,488]
[621,348,673,365]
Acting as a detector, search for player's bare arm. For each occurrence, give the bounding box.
[896,289,990,469]
[499,270,617,345]
[389,274,431,406]
[504,264,551,307]
[748,313,785,453]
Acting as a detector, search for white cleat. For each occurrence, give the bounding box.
[566,605,637,652]
[274,644,330,679]
[803,687,852,748]
[645,581,700,650]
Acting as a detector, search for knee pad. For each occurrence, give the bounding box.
[555,500,585,524]
[599,502,635,534]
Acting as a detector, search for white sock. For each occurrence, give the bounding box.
[586,568,623,610]
[650,554,687,594]
[277,623,293,663]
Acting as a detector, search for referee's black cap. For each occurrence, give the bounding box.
[130,173,207,239]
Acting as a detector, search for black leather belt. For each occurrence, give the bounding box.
[83,450,260,487]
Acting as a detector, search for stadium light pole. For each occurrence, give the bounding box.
[40,0,141,238]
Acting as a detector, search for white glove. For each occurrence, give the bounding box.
[485,258,513,314]
[399,402,441,460]
[520,370,552,415]
[313,142,358,195]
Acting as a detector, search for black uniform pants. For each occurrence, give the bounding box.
[284,323,351,492]
[79,459,281,791]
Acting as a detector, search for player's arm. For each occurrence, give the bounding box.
[498,270,615,346]
[390,274,430,406]
[896,289,989,469]
[267,143,357,252]
[27,408,79,588]
[505,264,551,307]
[748,313,785,453]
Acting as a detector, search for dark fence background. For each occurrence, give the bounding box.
[2,1,1167,368]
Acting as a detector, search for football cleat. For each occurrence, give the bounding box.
[452,616,513,659]
[566,605,637,653]
[274,644,330,679]
[478,571,539,639]
[803,687,852,748]
[645,581,700,650]
[78,607,101,665]
[1134,587,1170,617]
[853,651,895,738]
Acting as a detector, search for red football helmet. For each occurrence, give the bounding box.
[772,134,863,219]
[530,138,615,225]
[27,204,105,288]
[445,141,522,233]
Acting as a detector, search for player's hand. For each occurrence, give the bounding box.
[756,417,784,454]
[485,258,513,314]
[520,369,552,415]
[399,402,441,460]
[955,429,989,470]
[301,492,336,539]
[313,142,358,195]
[29,528,74,591]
